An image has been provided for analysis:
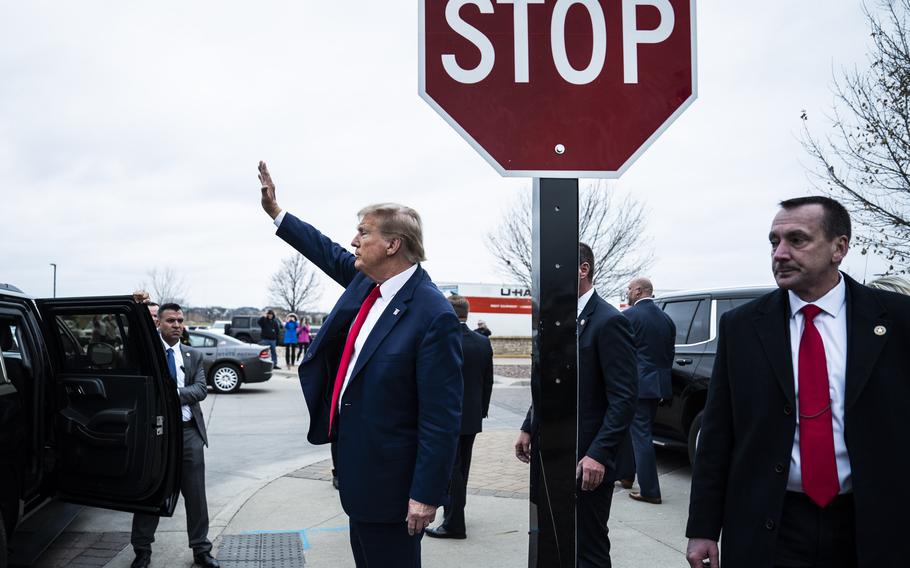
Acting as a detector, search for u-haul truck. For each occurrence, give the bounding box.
[437,282,531,338]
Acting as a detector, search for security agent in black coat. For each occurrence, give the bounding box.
[427,295,494,539]
[686,197,910,568]
[515,243,637,568]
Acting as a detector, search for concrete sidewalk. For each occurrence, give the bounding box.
[209,428,693,567]
[38,370,694,567]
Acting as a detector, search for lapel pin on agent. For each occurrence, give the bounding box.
[874,325,887,336]
[393,308,400,316]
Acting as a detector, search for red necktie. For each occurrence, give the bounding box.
[328,285,382,433]
[798,304,840,508]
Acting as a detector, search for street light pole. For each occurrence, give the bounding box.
[49,263,57,298]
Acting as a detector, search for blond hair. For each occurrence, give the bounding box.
[358,203,426,263]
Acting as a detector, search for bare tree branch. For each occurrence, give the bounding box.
[139,266,189,305]
[485,181,654,298]
[802,0,910,273]
[267,254,322,313]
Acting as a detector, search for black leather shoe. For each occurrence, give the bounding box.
[194,552,221,567]
[629,491,662,505]
[131,550,151,568]
[425,526,466,539]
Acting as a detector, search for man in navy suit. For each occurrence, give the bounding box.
[623,277,675,504]
[515,243,637,567]
[258,162,463,567]
[426,294,494,540]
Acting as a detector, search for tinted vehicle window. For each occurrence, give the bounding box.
[662,300,700,345]
[1,313,36,388]
[716,297,756,323]
[688,299,711,343]
[188,334,217,348]
[231,317,249,328]
[53,313,133,372]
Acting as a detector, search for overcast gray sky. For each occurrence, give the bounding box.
[0,1,889,312]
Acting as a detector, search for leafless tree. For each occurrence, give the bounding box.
[268,254,322,313]
[486,181,654,298]
[802,0,910,273]
[140,267,189,305]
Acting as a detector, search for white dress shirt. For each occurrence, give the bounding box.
[338,264,418,406]
[577,288,595,318]
[161,336,192,422]
[786,274,851,493]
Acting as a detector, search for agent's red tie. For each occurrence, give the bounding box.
[798,304,840,508]
[328,285,382,434]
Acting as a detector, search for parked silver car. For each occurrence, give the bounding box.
[186,330,273,394]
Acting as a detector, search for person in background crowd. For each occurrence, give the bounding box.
[284,313,300,368]
[686,196,910,568]
[427,294,494,540]
[258,309,281,369]
[258,161,463,567]
[867,274,910,295]
[297,320,312,362]
[473,319,492,337]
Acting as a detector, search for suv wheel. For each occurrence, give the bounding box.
[211,364,242,394]
[236,334,253,344]
[687,411,703,465]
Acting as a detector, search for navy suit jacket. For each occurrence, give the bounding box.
[277,213,463,523]
[623,298,675,399]
[523,292,637,474]
[458,323,494,436]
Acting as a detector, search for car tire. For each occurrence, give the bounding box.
[236,334,252,343]
[211,363,242,394]
[687,411,703,465]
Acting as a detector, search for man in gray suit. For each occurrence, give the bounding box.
[130,303,219,568]
[623,278,675,504]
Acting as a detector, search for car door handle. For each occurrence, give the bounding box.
[675,358,693,366]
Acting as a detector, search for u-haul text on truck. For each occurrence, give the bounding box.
[437,282,531,337]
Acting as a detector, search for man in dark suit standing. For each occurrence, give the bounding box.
[515,243,637,568]
[258,162,463,568]
[427,294,494,540]
[131,303,219,568]
[623,277,675,504]
[686,196,910,568]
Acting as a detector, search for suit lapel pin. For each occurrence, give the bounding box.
[874,325,887,336]
[393,308,400,316]
[580,319,586,326]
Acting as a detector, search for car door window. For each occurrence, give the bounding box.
[51,313,134,372]
[687,299,711,343]
[0,314,34,388]
[188,334,206,348]
[662,300,700,345]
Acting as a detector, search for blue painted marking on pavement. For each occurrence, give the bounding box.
[241,526,349,551]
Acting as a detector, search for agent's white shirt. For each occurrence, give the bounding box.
[161,336,192,422]
[786,274,851,493]
[578,288,595,318]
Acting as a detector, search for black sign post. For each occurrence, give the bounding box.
[528,178,579,568]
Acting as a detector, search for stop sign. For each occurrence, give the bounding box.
[419,0,696,178]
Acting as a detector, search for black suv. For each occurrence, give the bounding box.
[651,285,776,463]
[0,284,183,563]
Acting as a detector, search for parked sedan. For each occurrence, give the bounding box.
[186,330,273,394]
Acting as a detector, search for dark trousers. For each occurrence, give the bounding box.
[440,433,476,534]
[285,343,298,366]
[260,338,277,366]
[349,520,422,568]
[132,422,211,555]
[630,398,661,498]
[773,491,857,568]
[577,478,615,568]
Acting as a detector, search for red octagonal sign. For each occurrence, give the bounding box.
[419,0,696,178]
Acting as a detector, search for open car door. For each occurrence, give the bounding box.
[35,296,182,516]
